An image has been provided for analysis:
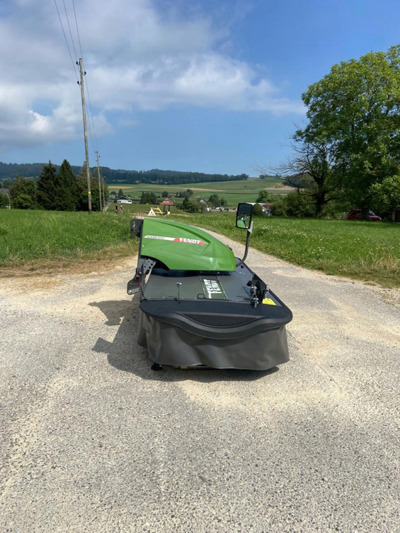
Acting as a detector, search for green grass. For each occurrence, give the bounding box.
[1,208,399,288]
[0,209,138,266]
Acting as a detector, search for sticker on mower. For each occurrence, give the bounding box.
[202,278,227,300]
[144,235,205,245]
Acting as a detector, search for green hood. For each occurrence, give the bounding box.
[139,218,236,271]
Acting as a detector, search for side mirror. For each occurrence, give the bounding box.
[236,203,253,230]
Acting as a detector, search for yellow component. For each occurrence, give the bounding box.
[262,297,276,306]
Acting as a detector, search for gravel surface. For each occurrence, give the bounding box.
[0,235,399,533]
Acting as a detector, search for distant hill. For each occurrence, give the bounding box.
[0,162,249,185]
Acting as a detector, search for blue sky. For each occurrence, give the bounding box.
[0,0,399,175]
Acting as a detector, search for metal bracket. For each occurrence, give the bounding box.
[127,257,156,295]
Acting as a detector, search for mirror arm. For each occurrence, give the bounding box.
[236,221,253,267]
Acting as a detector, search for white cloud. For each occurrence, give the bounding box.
[0,0,303,151]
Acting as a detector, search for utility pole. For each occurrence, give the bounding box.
[96,150,102,211]
[102,172,106,210]
[77,58,92,214]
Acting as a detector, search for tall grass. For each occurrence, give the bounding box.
[0,210,137,266]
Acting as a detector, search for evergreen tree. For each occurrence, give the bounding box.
[37,162,60,210]
[58,159,79,211]
[140,191,157,204]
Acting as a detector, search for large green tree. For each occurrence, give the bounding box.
[297,45,400,212]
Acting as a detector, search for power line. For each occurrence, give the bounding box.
[53,0,79,82]
[82,60,99,154]
[54,0,102,181]
[62,0,78,61]
[72,0,83,58]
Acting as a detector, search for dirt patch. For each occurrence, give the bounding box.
[0,256,136,290]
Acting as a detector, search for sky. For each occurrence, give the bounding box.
[0,0,400,175]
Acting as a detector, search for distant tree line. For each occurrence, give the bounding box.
[102,168,248,185]
[0,162,249,187]
[5,161,107,211]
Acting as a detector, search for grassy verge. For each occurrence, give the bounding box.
[1,208,399,288]
[0,210,138,268]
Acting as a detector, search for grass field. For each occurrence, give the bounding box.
[112,177,290,206]
[0,210,138,269]
[0,208,399,287]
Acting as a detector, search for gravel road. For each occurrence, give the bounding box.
[0,234,399,533]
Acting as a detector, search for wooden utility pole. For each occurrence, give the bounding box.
[77,58,92,214]
[102,173,106,210]
[96,150,102,211]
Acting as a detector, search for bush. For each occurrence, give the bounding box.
[252,203,265,217]
[271,193,316,217]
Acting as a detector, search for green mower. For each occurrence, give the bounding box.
[128,203,292,371]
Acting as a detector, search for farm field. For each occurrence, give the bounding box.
[0,208,399,288]
[112,177,290,206]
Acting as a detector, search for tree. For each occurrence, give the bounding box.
[182,197,201,212]
[256,190,272,203]
[298,45,400,213]
[140,192,157,204]
[161,191,169,198]
[252,203,265,217]
[208,194,221,207]
[58,159,79,211]
[0,192,9,208]
[37,162,60,210]
[9,176,37,209]
[270,192,315,218]
[370,174,400,221]
[278,141,337,216]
